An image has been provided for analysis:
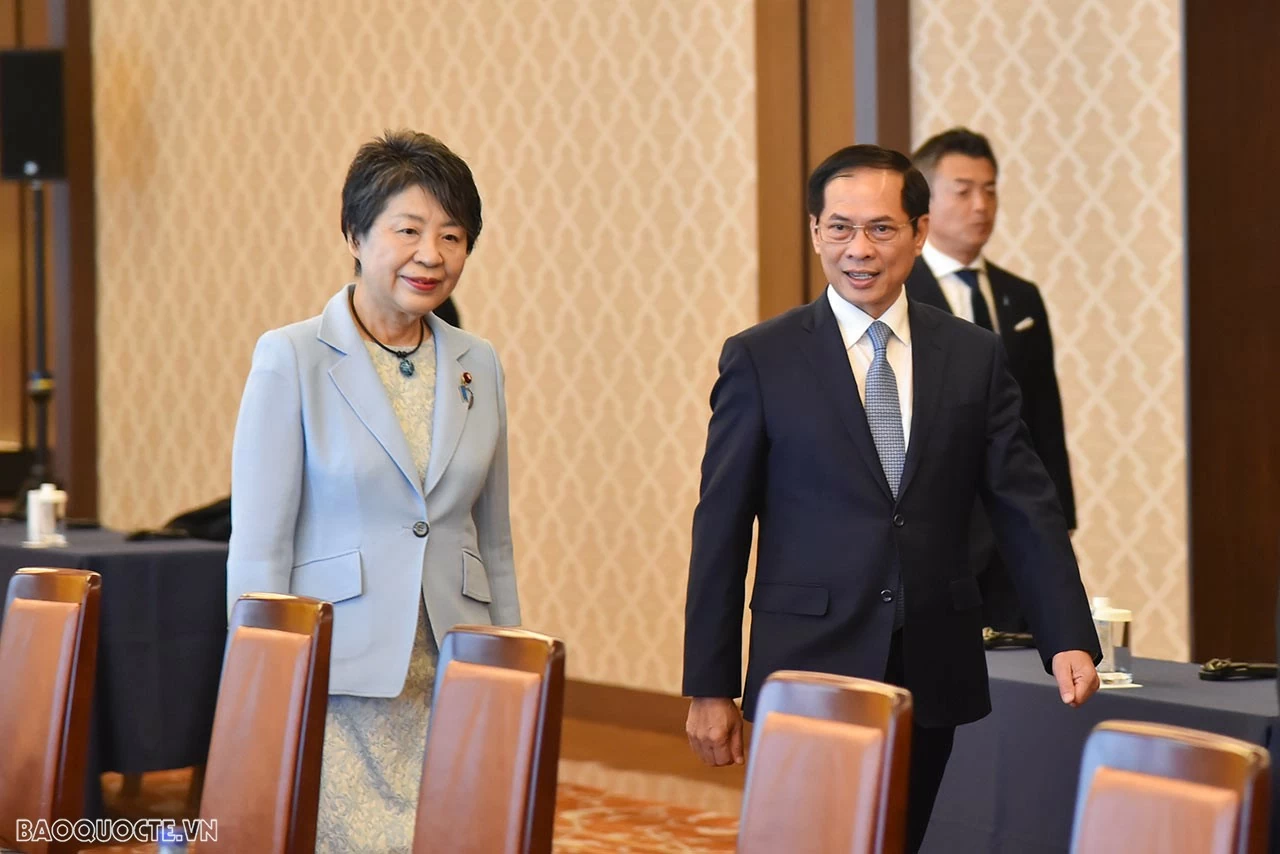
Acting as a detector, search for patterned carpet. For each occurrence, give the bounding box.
[553,782,738,853]
[86,770,739,852]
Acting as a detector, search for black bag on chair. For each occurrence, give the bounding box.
[166,496,232,541]
[128,496,231,542]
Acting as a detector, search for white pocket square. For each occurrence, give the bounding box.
[1014,317,1035,332]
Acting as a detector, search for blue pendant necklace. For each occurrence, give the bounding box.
[350,289,426,377]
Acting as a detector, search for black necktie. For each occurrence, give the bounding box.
[955,268,993,332]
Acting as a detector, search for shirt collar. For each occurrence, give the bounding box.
[825,284,912,351]
[922,240,986,280]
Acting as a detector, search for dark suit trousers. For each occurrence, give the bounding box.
[885,630,956,854]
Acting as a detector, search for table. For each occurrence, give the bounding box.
[0,520,229,815]
[924,648,1280,853]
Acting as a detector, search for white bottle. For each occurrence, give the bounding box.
[24,482,67,547]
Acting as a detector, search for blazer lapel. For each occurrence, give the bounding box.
[320,286,424,499]
[801,296,894,501]
[423,312,472,496]
[899,300,946,499]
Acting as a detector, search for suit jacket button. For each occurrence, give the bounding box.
[412,521,429,538]
[892,514,905,528]
[880,588,894,602]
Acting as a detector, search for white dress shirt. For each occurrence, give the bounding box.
[825,284,913,450]
[921,240,1000,334]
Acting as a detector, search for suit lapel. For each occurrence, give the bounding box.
[320,287,424,499]
[905,257,952,315]
[800,296,894,501]
[986,263,1018,342]
[423,313,472,496]
[901,300,952,501]
[899,300,946,500]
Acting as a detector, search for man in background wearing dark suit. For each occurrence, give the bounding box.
[683,144,1099,853]
[906,128,1076,633]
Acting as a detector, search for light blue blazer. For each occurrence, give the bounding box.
[227,285,520,697]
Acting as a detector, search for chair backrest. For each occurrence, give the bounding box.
[1070,720,1271,854]
[413,625,566,854]
[0,567,101,854]
[197,593,332,854]
[737,671,913,854]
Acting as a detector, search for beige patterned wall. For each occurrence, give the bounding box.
[92,0,757,692]
[911,0,1188,660]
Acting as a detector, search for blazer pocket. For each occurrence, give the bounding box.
[461,549,492,604]
[950,576,983,612]
[290,549,363,604]
[750,582,829,617]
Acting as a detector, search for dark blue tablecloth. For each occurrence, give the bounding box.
[0,521,228,815]
[923,648,1279,853]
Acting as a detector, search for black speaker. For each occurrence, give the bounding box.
[0,49,66,180]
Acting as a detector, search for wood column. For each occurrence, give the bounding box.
[0,0,96,518]
[1185,0,1280,661]
[755,0,912,317]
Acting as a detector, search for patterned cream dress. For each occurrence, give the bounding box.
[314,332,438,853]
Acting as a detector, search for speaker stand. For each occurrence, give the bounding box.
[9,177,56,518]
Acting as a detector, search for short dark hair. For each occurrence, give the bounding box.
[911,127,999,180]
[341,130,483,275]
[807,144,930,230]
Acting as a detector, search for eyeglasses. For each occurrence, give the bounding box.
[816,217,917,245]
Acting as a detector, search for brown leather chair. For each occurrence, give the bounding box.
[412,625,566,854]
[736,671,913,854]
[1070,720,1271,854]
[90,592,332,854]
[0,568,101,854]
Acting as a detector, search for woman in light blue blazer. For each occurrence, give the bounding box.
[227,130,520,853]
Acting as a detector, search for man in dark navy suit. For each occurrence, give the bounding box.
[434,295,462,328]
[907,128,1076,633]
[682,144,1100,853]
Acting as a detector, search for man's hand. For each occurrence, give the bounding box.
[685,697,745,766]
[1052,649,1100,707]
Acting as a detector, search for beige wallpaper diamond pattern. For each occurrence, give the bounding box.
[911,0,1188,660]
[93,0,757,692]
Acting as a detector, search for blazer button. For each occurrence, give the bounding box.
[880,588,894,602]
[893,514,905,528]
[412,521,429,538]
